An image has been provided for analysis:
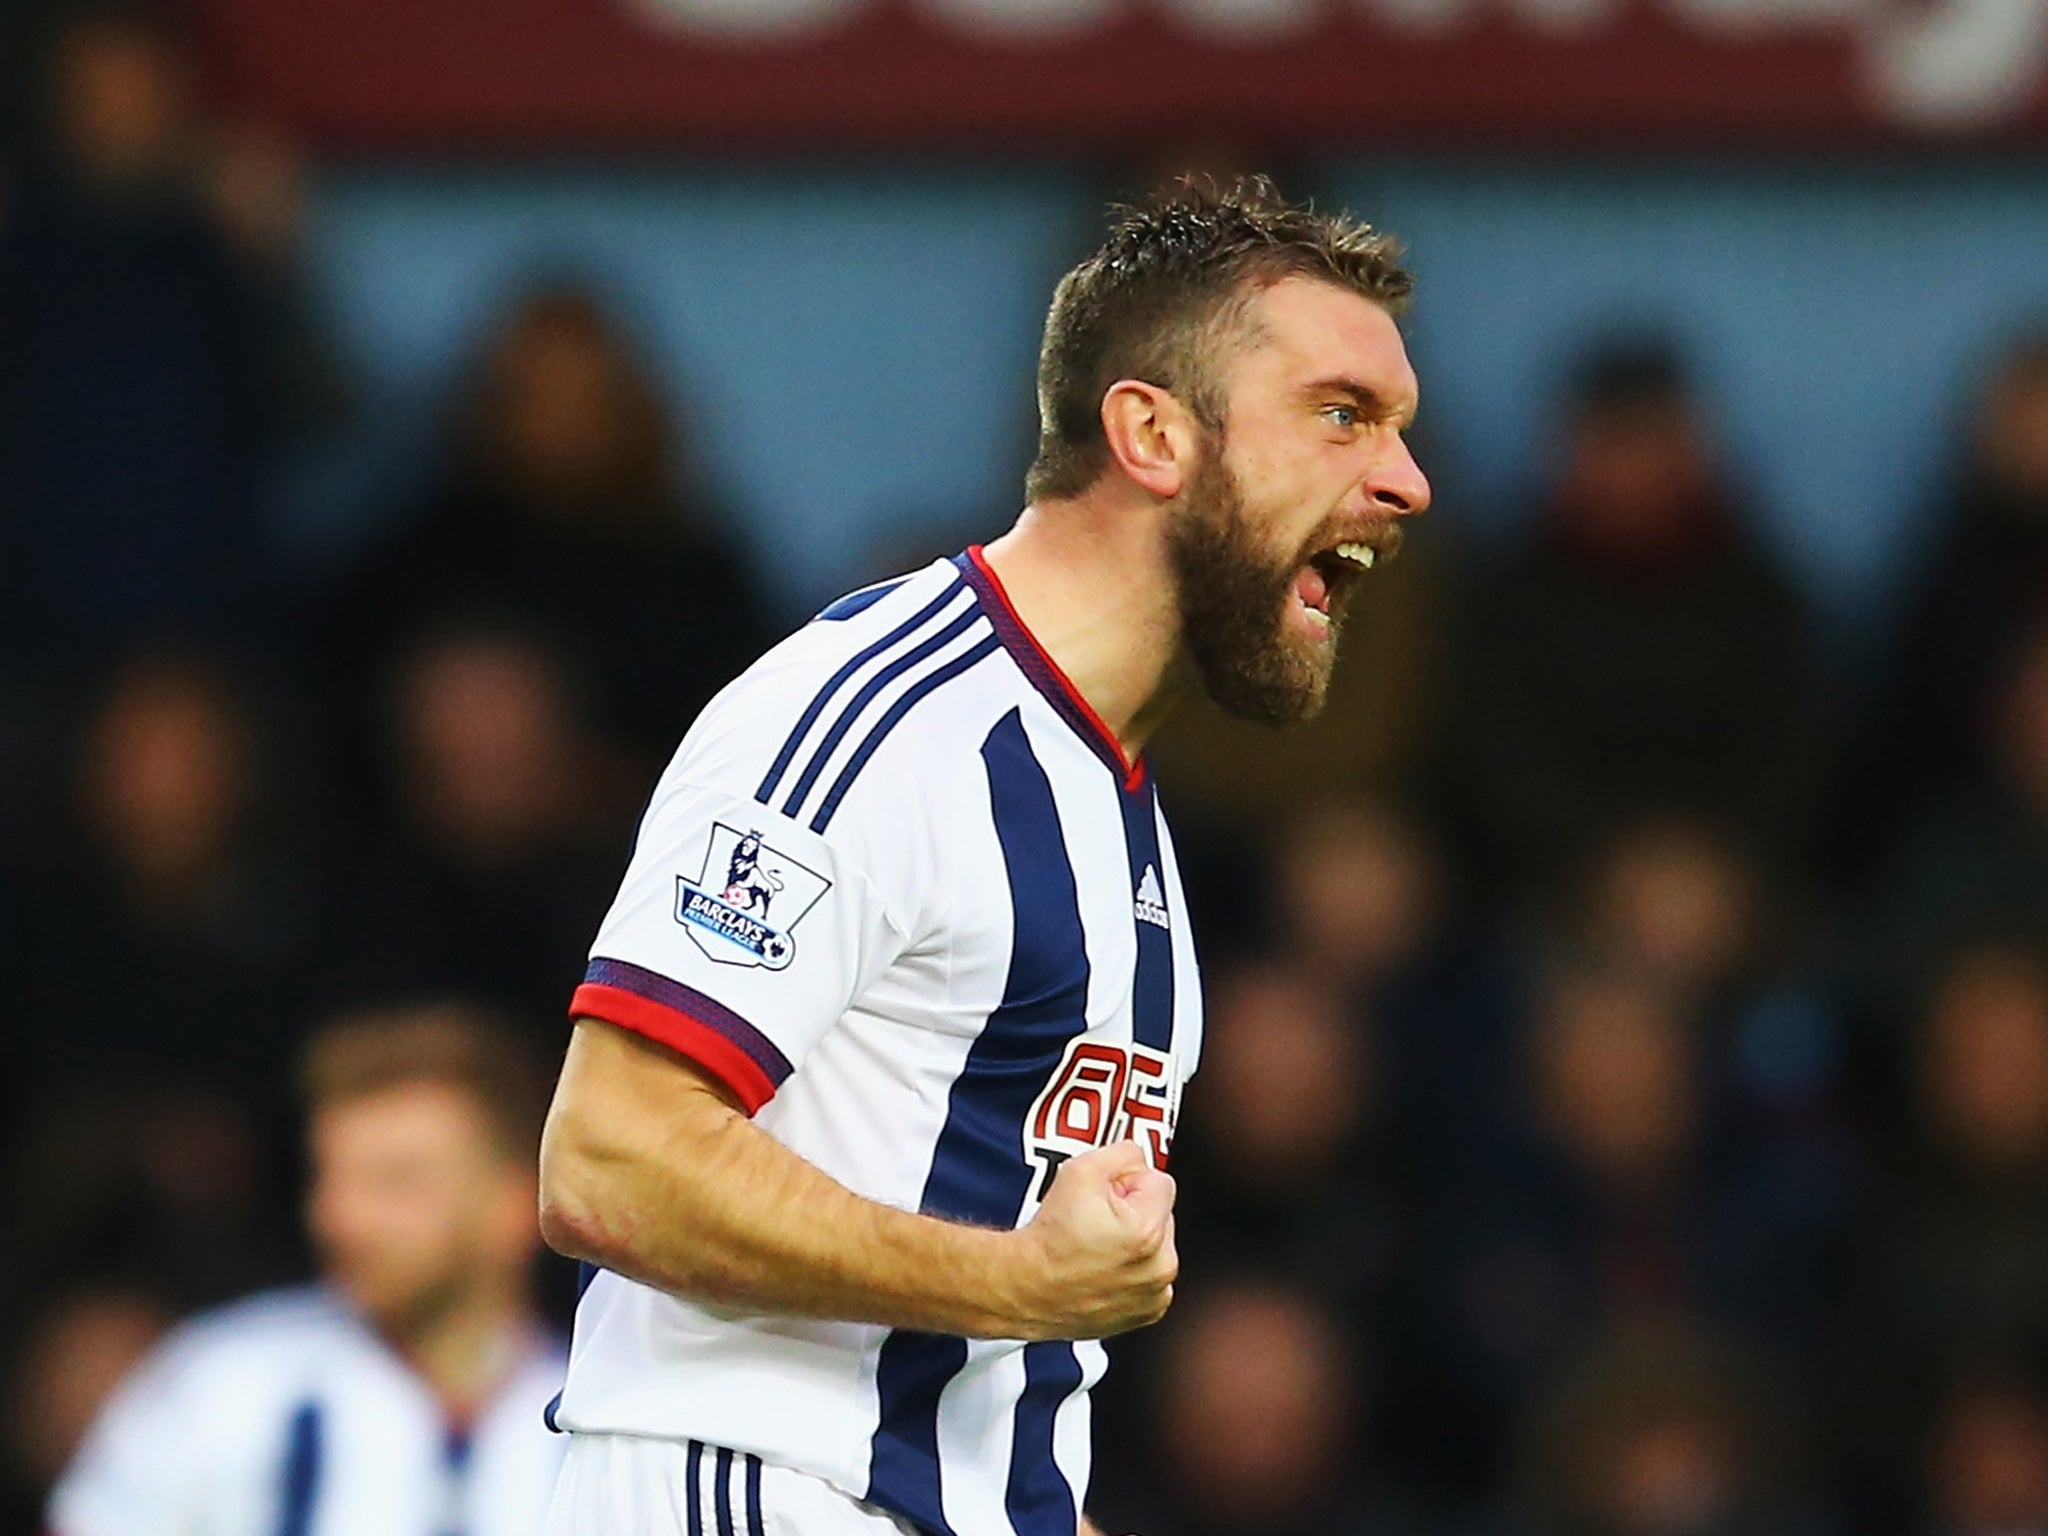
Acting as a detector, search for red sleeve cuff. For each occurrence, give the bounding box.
[572,983,780,1114]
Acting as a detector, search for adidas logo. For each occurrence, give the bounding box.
[1134,864,1170,931]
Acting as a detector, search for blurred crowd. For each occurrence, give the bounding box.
[8,7,2048,1536]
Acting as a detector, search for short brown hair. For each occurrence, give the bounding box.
[299,1003,551,1164]
[1025,176,1413,503]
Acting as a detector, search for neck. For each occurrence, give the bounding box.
[383,1278,530,1422]
[979,493,1186,760]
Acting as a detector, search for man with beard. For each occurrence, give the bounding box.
[537,176,1430,1536]
[50,1006,566,1536]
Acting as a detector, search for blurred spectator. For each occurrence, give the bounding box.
[1879,616,2048,990]
[310,622,622,1037]
[1414,965,1843,1507]
[1568,817,1855,1171]
[45,1004,566,1536]
[0,5,298,677]
[5,653,324,1332]
[327,283,773,790]
[1168,962,1400,1318]
[12,650,314,1103]
[1270,793,1446,994]
[1438,339,1827,898]
[1569,817,1758,1001]
[1256,793,1526,1171]
[1838,945,2048,1529]
[1099,1280,1422,1536]
[1517,1319,1812,1536]
[1529,970,1701,1207]
[0,1285,169,1536]
[1879,333,2048,817]
[0,1082,283,1332]
[1923,1372,2048,1536]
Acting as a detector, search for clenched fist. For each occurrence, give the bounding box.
[1006,1141,1177,1341]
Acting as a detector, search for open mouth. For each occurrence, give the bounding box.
[1292,530,1402,634]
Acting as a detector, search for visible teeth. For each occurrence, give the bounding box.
[1334,541,1377,570]
[1302,606,1331,629]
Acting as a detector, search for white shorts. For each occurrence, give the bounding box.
[544,1433,921,1536]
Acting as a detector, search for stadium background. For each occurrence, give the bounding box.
[5,0,2048,1531]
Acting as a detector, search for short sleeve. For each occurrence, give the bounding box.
[570,780,910,1113]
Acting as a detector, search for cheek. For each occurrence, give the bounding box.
[1232,441,1315,510]
[319,1172,465,1253]
[391,1178,472,1247]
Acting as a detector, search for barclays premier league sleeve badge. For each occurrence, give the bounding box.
[673,823,832,970]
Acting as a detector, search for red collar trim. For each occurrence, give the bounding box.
[959,546,1147,792]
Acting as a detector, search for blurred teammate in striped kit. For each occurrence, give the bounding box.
[50,1006,565,1536]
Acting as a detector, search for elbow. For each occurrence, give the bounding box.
[537,1133,722,1301]
[537,1176,605,1265]
[537,1117,615,1266]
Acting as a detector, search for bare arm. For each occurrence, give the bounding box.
[539,1019,1176,1341]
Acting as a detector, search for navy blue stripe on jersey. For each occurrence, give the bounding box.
[782,604,988,821]
[869,1334,963,1536]
[439,1427,473,1536]
[756,577,966,805]
[544,1267,596,1428]
[809,633,1002,834]
[621,783,658,864]
[745,1454,765,1536]
[582,958,794,1088]
[1120,777,1176,1054]
[714,1445,738,1536]
[867,707,1094,1536]
[686,1441,705,1536]
[815,577,909,621]
[923,709,1092,1223]
[1007,1343,1087,1536]
[545,1256,603,1422]
[274,1400,323,1536]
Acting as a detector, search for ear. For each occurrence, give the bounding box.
[1100,379,1199,500]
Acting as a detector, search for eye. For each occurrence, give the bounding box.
[1323,404,1359,429]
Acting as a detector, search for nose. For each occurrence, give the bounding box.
[1367,434,1431,518]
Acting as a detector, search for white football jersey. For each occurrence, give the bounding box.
[554,549,1204,1536]
[50,1287,566,1536]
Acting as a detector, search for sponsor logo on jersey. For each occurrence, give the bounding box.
[673,823,830,969]
[1023,1036,1180,1203]
[1133,863,1170,930]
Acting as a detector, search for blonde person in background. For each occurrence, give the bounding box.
[49,1006,566,1536]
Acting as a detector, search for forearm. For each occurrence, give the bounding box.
[540,1020,1048,1338]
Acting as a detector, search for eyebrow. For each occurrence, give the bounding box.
[1304,376,1418,428]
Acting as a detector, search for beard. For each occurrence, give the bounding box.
[326,1243,474,1344]
[1165,444,1351,727]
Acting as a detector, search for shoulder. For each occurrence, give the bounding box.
[52,1288,351,1512]
[166,1285,350,1350]
[665,556,1022,835]
[665,559,973,787]
[49,1289,363,1536]
[124,1286,355,1403]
